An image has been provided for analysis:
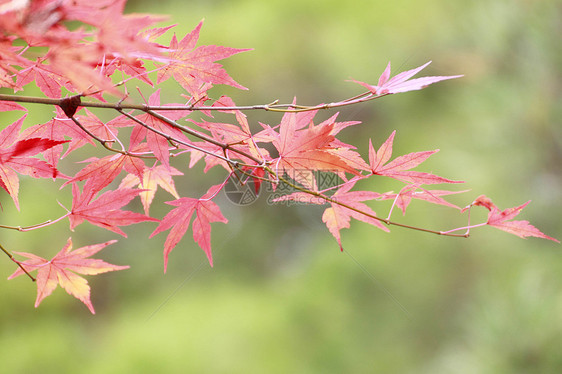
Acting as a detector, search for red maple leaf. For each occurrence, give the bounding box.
[467,195,559,242]
[0,115,67,209]
[379,183,467,215]
[14,57,68,98]
[20,107,95,166]
[150,184,228,271]
[322,181,389,250]
[64,144,147,197]
[119,164,183,215]
[369,131,462,184]
[351,61,463,95]
[260,107,363,188]
[273,180,389,250]
[69,183,159,236]
[190,105,268,170]
[8,238,129,314]
[114,90,191,169]
[157,21,250,96]
[0,101,26,112]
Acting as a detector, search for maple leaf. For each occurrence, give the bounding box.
[157,21,250,96]
[190,105,268,170]
[14,57,68,98]
[0,101,26,112]
[351,61,463,95]
[63,146,147,198]
[92,0,166,62]
[259,106,363,188]
[69,183,159,236]
[322,181,389,250]
[466,195,559,242]
[273,180,389,250]
[150,184,228,271]
[0,115,67,209]
[74,108,122,143]
[20,107,95,166]
[368,131,462,184]
[120,164,183,215]
[116,90,191,169]
[8,238,129,314]
[379,183,468,215]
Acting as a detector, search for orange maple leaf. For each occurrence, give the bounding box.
[8,238,129,314]
[261,105,363,189]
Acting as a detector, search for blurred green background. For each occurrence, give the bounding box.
[1,0,561,372]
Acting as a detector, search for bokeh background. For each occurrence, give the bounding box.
[1,0,561,372]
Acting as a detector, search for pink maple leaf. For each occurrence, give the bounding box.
[467,195,559,242]
[368,131,462,184]
[273,180,389,250]
[8,238,129,314]
[352,61,463,95]
[157,21,250,96]
[380,183,468,215]
[0,115,67,209]
[69,183,158,236]
[150,184,228,271]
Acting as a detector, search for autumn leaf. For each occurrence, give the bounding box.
[63,146,147,197]
[150,184,228,271]
[0,101,26,112]
[69,183,159,236]
[14,57,68,98]
[273,180,389,250]
[116,89,191,169]
[351,61,463,95]
[20,107,95,166]
[157,20,250,96]
[8,238,129,314]
[0,115,67,209]
[379,183,468,215]
[191,104,267,165]
[368,131,462,184]
[119,164,183,215]
[467,195,559,242]
[322,181,389,250]
[260,106,363,188]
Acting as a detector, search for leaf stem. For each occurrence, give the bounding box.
[0,242,36,281]
[271,169,469,238]
[0,212,71,232]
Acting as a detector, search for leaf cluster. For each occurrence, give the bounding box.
[0,0,556,313]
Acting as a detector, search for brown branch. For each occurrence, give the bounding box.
[143,109,264,165]
[117,109,240,166]
[0,90,386,114]
[271,170,469,238]
[0,242,36,282]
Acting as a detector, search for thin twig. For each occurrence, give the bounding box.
[0,242,36,281]
[271,170,469,238]
[0,90,386,114]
